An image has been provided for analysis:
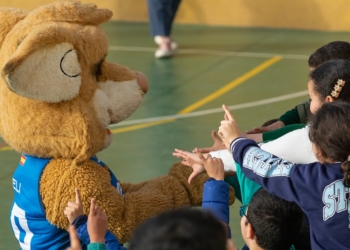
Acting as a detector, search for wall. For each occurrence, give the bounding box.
[2,0,350,31]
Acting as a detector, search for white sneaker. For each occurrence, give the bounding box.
[154,36,178,58]
[155,47,173,58]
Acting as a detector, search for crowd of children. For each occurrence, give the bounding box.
[66,41,350,250]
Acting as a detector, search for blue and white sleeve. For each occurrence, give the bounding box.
[231,137,302,204]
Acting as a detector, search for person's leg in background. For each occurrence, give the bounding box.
[147,0,181,58]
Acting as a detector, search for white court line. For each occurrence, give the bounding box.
[109,46,309,60]
[110,90,308,128]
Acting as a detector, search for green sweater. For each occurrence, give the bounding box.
[88,243,106,250]
[232,162,296,250]
[278,99,310,125]
[262,124,305,142]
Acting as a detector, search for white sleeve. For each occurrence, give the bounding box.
[259,126,317,164]
[209,149,236,172]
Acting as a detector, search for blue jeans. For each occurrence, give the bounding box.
[147,0,181,36]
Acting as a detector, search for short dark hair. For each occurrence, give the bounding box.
[128,208,227,250]
[309,102,350,188]
[310,59,350,103]
[308,41,350,68]
[246,189,303,250]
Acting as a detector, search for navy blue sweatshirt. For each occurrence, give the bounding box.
[231,138,350,250]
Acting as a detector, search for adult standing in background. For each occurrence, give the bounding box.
[147,0,181,58]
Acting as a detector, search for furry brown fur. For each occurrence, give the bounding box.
[0,1,234,245]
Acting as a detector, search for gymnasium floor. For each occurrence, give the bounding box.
[1,21,350,249]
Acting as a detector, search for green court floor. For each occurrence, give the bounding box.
[1,21,350,249]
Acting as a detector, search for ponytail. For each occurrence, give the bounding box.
[340,160,350,188]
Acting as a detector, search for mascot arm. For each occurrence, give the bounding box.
[40,160,230,243]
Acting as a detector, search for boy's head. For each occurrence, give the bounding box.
[308,41,350,69]
[128,208,234,250]
[241,188,303,250]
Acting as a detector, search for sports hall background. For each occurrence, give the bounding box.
[1,0,350,248]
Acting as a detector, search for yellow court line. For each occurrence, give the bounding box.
[178,56,282,114]
[0,57,281,152]
[109,57,281,135]
[0,146,12,151]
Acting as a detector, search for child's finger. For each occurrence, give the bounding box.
[172,152,183,158]
[211,130,220,141]
[188,171,197,184]
[90,198,96,216]
[75,188,82,204]
[68,225,80,249]
[194,148,206,163]
[222,104,234,121]
[224,113,229,121]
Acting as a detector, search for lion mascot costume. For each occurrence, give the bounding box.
[0,1,234,249]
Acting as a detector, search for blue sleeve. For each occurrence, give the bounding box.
[73,216,126,250]
[74,215,90,246]
[202,178,231,238]
[231,138,302,204]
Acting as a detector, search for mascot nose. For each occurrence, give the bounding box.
[137,72,148,94]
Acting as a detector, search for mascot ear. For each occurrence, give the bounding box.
[0,8,28,49]
[3,42,82,103]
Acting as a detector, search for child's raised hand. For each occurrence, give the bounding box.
[64,188,84,224]
[195,149,224,181]
[172,148,206,184]
[173,148,202,167]
[219,105,242,146]
[194,130,226,153]
[87,198,108,244]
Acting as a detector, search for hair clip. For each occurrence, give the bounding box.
[331,79,346,98]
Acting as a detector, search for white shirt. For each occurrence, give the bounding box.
[210,126,317,171]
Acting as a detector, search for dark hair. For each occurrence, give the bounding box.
[308,41,350,68]
[309,102,350,187]
[310,59,350,103]
[128,208,227,250]
[246,189,303,250]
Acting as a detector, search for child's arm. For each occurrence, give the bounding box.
[218,105,302,204]
[67,225,82,250]
[196,150,231,237]
[173,148,236,182]
[64,189,126,250]
[245,99,310,134]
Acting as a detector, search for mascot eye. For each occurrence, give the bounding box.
[60,49,80,78]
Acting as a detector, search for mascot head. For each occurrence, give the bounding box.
[0,1,148,164]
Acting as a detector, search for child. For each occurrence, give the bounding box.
[240,188,303,250]
[219,102,350,249]
[128,207,235,250]
[177,59,350,190]
[65,189,125,250]
[67,196,109,250]
[246,41,350,140]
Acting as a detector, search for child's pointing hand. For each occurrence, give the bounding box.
[219,105,242,145]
